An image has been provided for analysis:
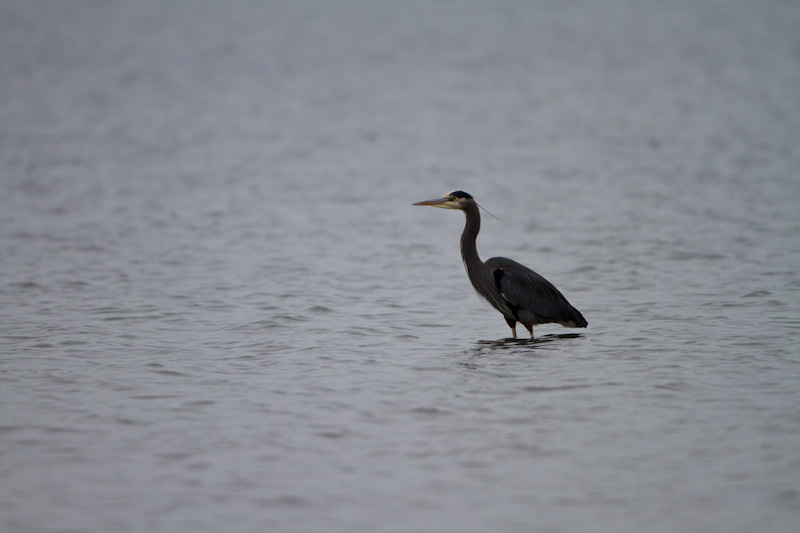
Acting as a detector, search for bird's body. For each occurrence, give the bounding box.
[414,191,586,339]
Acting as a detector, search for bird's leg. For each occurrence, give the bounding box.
[521,320,534,340]
[504,317,517,339]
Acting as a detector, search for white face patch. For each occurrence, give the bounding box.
[430,197,461,209]
[439,192,473,209]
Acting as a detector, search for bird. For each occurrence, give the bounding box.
[413,190,587,339]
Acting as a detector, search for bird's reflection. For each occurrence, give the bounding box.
[459,340,529,369]
[459,334,584,366]
[475,333,583,350]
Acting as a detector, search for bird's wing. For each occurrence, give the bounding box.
[486,256,583,325]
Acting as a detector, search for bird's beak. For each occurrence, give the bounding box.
[413,197,449,207]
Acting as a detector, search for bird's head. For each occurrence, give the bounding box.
[413,190,474,210]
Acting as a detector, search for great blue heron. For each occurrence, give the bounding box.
[413,191,587,339]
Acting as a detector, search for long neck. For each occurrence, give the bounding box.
[460,202,483,275]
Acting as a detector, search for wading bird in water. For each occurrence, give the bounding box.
[413,191,587,339]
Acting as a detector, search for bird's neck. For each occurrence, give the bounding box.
[460,203,483,274]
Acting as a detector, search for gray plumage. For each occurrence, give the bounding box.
[414,190,587,339]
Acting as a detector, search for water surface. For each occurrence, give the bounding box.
[1,1,799,532]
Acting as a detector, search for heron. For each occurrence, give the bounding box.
[413,191,587,339]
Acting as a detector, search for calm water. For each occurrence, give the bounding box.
[2,1,799,532]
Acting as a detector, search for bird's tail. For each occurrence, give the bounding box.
[566,306,587,328]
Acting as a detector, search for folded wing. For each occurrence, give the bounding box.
[487,257,587,328]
